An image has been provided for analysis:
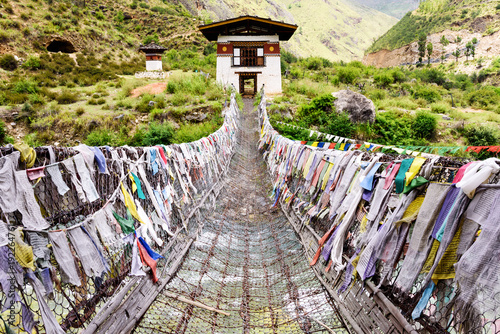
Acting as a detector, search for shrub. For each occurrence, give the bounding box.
[0,120,6,143]
[412,85,441,103]
[374,72,394,87]
[23,56,41,70]
[463,125,498,146]
[414,68,446,85]
[335,66,361,84]
[136,94,165,112]
[13,79,38,94]
[296,94,335,127]
[173,120,221,143]
[305,57,323,70]
[143,33,159,45]
[282,50,298,64]
[321,112,356,138]
[142,122,174,146]
[0,29,9,43]
[372,110,416,145]
[391,69,406,83]
[0,54,17,71]
[95,11,105,20]
[368,89,387,101]
[166,74,209,95]
[430,102,451,114]
[412,111,437,139]
[151,6,166,14]
[56,90,78,104]
[464,87,500,109]
[85,129,117,146]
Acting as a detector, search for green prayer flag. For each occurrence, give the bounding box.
[112,209,136,235]
[403,176,429,194]
[395,158,414,194]
[131,172,146,200]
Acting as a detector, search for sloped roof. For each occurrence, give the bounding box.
[199,16,297,41]
[139,42,168,53]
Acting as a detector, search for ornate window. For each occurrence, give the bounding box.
[233,47,264,67]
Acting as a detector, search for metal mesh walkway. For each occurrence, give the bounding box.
[133,99,348,334]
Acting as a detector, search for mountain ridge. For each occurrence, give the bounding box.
[367,0,500,54]
[179,0,398,61]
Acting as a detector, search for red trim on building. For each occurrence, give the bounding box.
[264,43,280,55]
[217,43,233,55]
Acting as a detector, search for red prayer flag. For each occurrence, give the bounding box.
[137,239,159,283]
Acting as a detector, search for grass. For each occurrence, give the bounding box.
[272,57,500,157]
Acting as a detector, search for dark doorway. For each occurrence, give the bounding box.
[47,40,76,53]
[238,73,257,96]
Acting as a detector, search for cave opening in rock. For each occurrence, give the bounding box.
[47,40,76,53]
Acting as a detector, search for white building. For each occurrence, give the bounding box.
[139,43,167,72]
[199,16,297,95]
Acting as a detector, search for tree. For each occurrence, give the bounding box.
[440,35,450,46]
[441,55,446,64]
[472,37,478,44]
[418,33,427,65]
[465,42,472,61]
[471,44,476,58]
[452,49,460,62]
[426,42,433,65]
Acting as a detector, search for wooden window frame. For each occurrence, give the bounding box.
[233,47,265,67]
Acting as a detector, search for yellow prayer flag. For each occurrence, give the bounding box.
[11,228,36,271]
[128,172,138,194]
[405,157,426,186]
[120,182,144,224]
[321,163,335,190]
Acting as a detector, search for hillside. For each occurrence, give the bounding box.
[0,0,210,60]
[348,0,419,19]
[179,0,398,61]
[0,0,229,147]
[367,0,500,54]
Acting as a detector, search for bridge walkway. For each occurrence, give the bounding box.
[133,98,349,334]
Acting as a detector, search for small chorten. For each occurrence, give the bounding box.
[139,42,168,71]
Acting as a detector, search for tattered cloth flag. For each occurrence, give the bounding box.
[137,237,163,283]
[454,191,500,327]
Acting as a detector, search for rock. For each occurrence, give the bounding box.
[99,5,106,9]
[170,121,180,130]
[123,12,133,20]
[10,122,16,127]
[114,114,124,120]
[185,113,207,122]
[148,101,156,107]
[331,90,376,123]
[442,115,451,120]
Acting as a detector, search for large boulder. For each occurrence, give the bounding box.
[331,90,376,123]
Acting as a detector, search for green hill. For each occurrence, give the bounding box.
[180,0,398,61]
[368,0,500,53]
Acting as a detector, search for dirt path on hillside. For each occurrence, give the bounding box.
[130,82,168,98]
